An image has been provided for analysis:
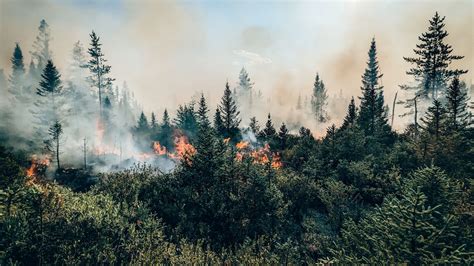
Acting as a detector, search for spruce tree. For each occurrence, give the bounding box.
[159,109,173,149]
[150,112,158,131]
[311,73,328,122]
[34,60,63,140]
[136,112,149,133]
[197,93,210,129]
[445,76,470,131]
[174,103,197,138]
[262,113,276,139]
[403,12,467,99]
[420,99,446,141]
[218,82,241,140]
[278,122,289,149]
[249,116,260,134]
[357,38,388,136]
[9,43,25,101]
[88,31,114,117]
[213,108,225,136]
[341,97,357,130]
[31,19,52,72]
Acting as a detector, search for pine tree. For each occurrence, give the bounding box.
[218,82,241,140]
[9,43,25,101]
[34,60,63,139]
[150,112,158,131]
[341,97,357,130]
[311,73,328,122]
[197,93,210,129]
[420,99,446,141]
[214,108,225,136]
[249,116,260,134]
[88,31,114,117]
[238,67,253,93]
[159,109,173,149]
[31,19,52,72]
[262,113,276,139]
[403,12,467,99]
[136,112,149,133]
[45,120,63,169]
[357,38,388,136]
[445,76,470,131]
[174,103,198,138]
[278,122,289,149]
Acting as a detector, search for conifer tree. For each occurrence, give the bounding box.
[197,94,210,129]
[45,120,63,169]
[238,67,253,93]
[174,103,197,138]
[445,76,470,131]
[213,108,225,136]
[262,113,276,139]
[249,116,260,134]
[31,19,52,72]
[88,31,114,117]
[218,82,241,140]
[9,43,25,101]
[341,97,357,130]
[159,109,173,149]
[420,99,446,141]
[357,38,388,136]
[311,73,328,122]
[34,60,63,140]
[278,122,289,149]
[403,12,467,99]
[150,112,158,131]
[136,112,149,133]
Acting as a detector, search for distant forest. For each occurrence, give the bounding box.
[0,12,473,264]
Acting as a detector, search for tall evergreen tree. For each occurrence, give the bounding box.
[8,43,26,101]
[341,97,357,130]
[174,103,198,138]
[150,112,158,131]
[197,94,210,129]
[357,38,388,136]
[262,113,276,139]
[420,100,446,141]
[136,112,149,133]
[214,108,225,136]
[445,76,470,131]
[403,12,467,99]
[159,109,173,149]
[278,122,289,149]
[311,73,328,122]
[31,19,52,72]
[249,116,260,134]
[34,60,63,140]
[218,82,241,140]
[88,31,114,117]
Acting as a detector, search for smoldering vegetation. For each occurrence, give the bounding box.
[0,6,473,265]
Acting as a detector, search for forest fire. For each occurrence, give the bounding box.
[26,155,51,178]
[153,135,196,162]
[235,141,282,169]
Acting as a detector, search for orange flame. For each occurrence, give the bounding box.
[26,155,51,179]
[153,141,168,155]
[171,136,196,161]
[235,142,282,169]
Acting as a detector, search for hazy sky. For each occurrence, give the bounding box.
[0,0,472,118]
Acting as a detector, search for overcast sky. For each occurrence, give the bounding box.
[0,0,472,118]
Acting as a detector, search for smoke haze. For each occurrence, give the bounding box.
[1,0,472,132]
